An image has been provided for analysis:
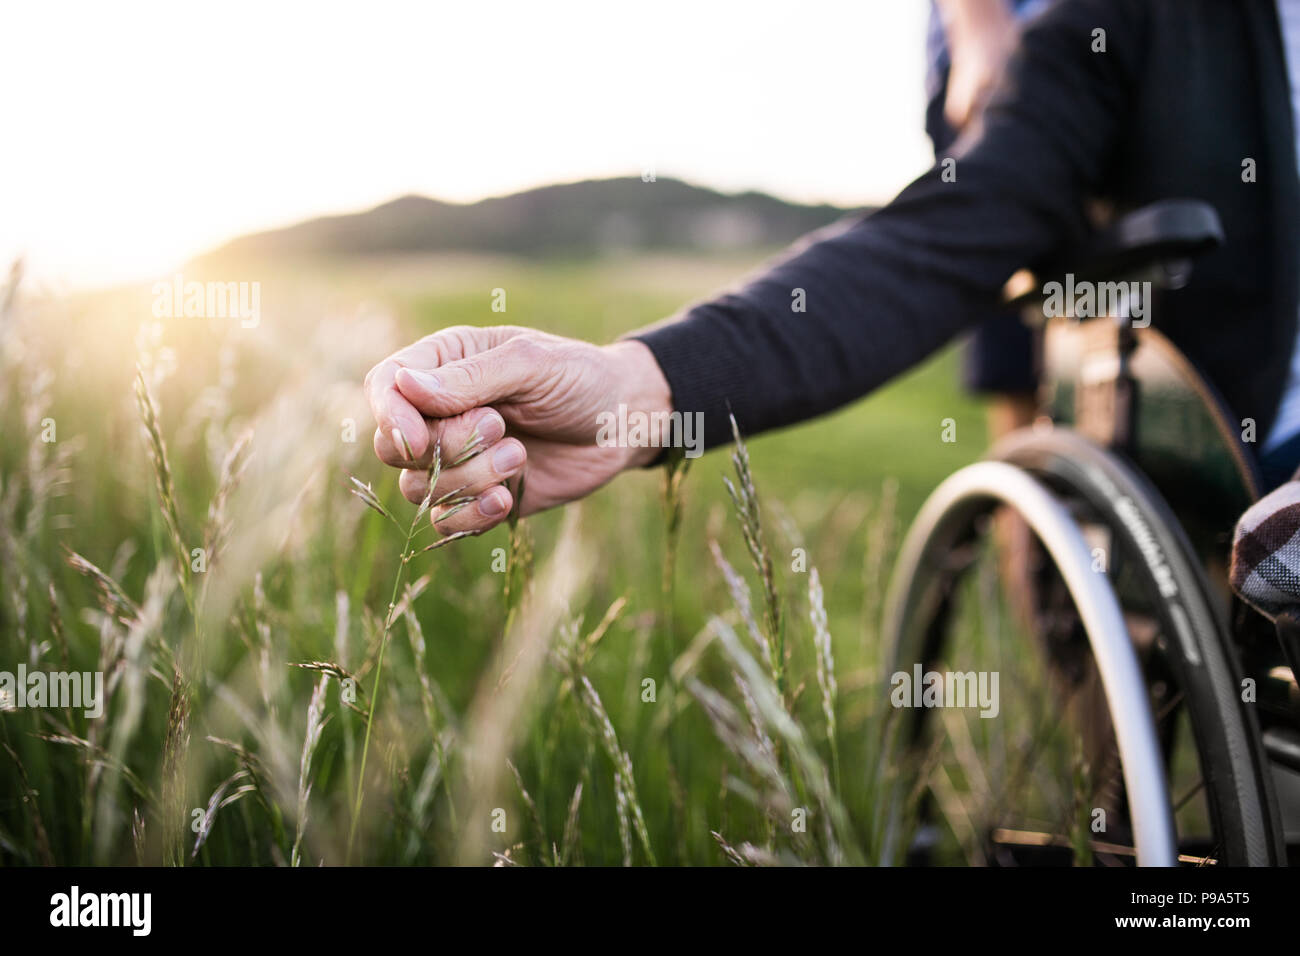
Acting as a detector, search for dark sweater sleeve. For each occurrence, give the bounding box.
[630,0,1144,451]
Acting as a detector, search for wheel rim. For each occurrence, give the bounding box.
[880,461,1178,866]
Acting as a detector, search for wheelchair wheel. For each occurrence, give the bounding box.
[880,428,1283,866]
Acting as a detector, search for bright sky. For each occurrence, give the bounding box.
[2,1,934,289]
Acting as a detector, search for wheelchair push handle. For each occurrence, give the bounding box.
[1003,199,1225,311]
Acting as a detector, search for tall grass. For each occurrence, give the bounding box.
[0,256,947,866]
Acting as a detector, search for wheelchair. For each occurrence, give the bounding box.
[880,200,1300,866]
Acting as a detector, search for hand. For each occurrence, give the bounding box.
[364,325,673,534]
[940,0,1018,132]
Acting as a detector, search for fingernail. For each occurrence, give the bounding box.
[478,410,506,444]
[493,441,525,474]
[403,368,440,391]
[479,489,508,517]
[390,427,410,460]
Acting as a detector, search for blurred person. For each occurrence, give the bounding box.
[928,0,1057,443]
[366,0,1300,549]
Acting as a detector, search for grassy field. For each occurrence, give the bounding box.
[0,252,987,866]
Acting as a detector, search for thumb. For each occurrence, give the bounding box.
[394,339,538,418]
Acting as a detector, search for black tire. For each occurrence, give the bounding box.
[992,428,1284,865]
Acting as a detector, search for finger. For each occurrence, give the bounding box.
[399,436,527,504]
[430,483,513,535]
[393,336,544,419]
[399,467,433,505]
[365,326,526,462]
[364,360,430,463]
[374,406,506,470]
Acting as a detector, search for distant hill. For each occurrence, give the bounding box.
[194,177,862,265]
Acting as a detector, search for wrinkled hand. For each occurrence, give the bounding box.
[364,325,672,534]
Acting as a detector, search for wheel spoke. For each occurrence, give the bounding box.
[1173,777,1205,814]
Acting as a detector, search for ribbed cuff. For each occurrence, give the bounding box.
[624,304,753,455]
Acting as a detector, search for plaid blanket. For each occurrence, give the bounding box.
[1230,481,1300,620]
